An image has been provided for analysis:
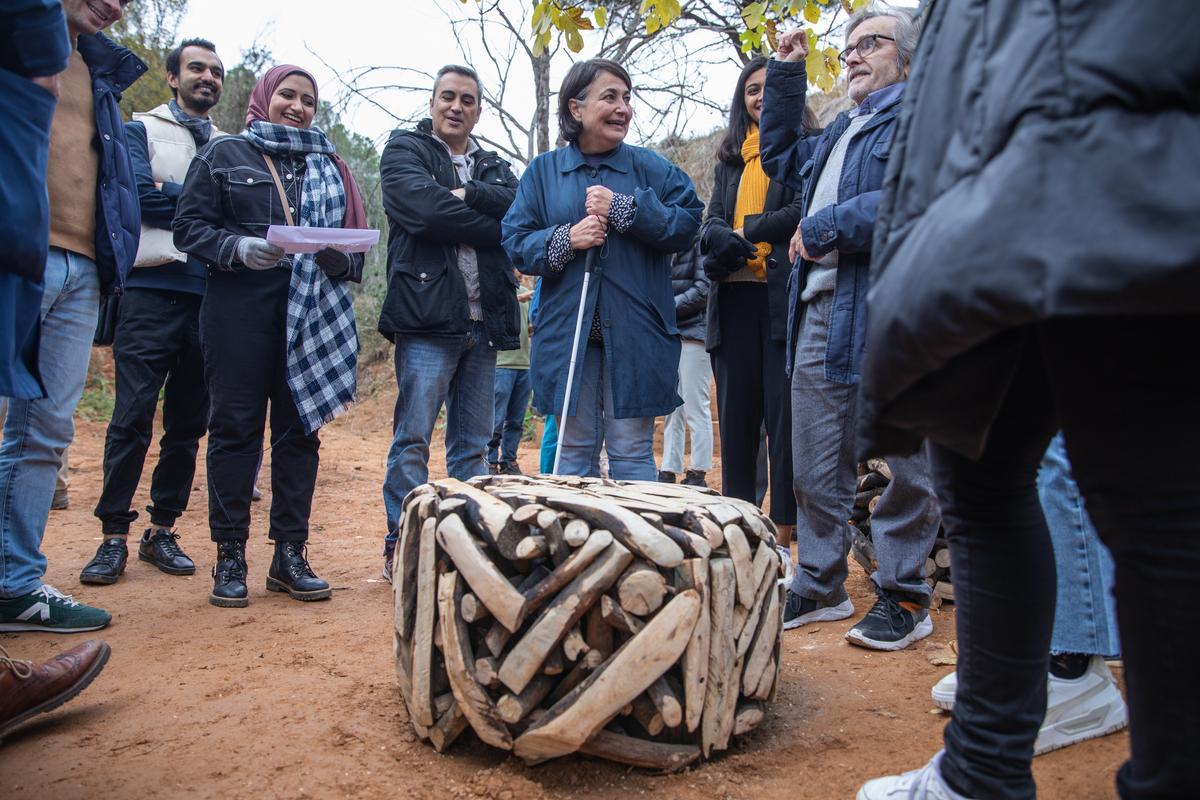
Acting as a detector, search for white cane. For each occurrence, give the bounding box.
[551,246,598,475]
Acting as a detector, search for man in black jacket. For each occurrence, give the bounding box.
[378,64,520,578]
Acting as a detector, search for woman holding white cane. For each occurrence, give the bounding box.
[502,59,703,479]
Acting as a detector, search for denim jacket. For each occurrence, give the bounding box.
[760,59,901,384]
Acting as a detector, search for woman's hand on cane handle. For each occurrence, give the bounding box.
[569,215,607,250]
[585,185,614,222]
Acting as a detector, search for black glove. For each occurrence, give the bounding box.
[315,247,351,279]
[706,226,757,267]
[702,252,732,282]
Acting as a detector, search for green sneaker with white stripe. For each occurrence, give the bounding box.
[0,585,111,633]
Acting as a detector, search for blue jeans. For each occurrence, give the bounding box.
[0,248,99,597]
[383,323,495,540]
[556,344,655,480]
[488,367,531,465]
[1038,433,1120,657]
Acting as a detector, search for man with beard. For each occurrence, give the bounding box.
[80,39,224,585]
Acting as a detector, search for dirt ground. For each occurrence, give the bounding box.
[0,384,1127,799]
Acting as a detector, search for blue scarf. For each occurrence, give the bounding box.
[168,99,212,146]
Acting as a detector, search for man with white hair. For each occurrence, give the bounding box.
[758,8,942,652]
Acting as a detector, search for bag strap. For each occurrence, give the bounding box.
[261,153,295,227]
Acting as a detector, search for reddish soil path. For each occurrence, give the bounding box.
[0,389,1125,798]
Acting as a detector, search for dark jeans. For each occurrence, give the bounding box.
[933,316,1200,800]
[489,367,531,465]
[711,282,795,524]
[200,272,319,543]
[94,288,207,534]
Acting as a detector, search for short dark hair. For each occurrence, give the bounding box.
[433,64,484,106]
[556,59,633,144]
[165,38,218,97]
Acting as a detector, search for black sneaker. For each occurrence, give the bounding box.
[266,542,331,601]
[845,584,933,651]
[782,588,854,631]
[500,461,523,476]
[657,470,678,483]
[681,469,707,487]
[138,528,195,576]
[79,538,128,585]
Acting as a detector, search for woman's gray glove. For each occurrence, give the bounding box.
[236,237,285,270]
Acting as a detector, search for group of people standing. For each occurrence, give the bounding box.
[2,1,1198,798]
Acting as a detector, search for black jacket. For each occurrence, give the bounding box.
[173,134,364,281]
[377,119,519,349]
[699,158,803,350]
[670,239,708,343]
[859,0,1200,461]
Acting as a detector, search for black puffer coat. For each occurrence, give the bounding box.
[670,239,707,343]
[859,0,1200,460]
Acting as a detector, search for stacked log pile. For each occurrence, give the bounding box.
[391,474,786,770]
[849,459,954,607]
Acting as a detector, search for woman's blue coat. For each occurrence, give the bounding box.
[502,142,703,419]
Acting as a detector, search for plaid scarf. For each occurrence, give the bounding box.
[243,120,358,434]
[168,99,212,146]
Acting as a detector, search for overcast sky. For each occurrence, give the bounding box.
[179,1,751,158]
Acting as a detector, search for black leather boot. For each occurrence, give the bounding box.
[266,542,331,601]
[209,540,248,608]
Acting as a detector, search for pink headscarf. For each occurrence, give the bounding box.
[245,65,368,230]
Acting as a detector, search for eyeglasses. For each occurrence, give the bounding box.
[838,34,896,65]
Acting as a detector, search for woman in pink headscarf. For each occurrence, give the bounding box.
[174,65,368,609]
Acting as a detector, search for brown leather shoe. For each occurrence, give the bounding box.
[0,639,111,743]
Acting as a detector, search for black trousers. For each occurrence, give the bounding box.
[932,316,1200,800]
[200,271,319,543]
[710,282,796,524]
[94,288,207,534]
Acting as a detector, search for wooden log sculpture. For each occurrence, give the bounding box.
[391,475,785,771]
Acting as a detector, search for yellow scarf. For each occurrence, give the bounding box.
[732,124,773,279]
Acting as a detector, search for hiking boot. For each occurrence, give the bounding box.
[782,588,854,631]
[210,540,249,608]
[657,470,677,483]
[929,657,1128,755]
[138,528,195,576]
[382,540,396,583]
[79,537,128,585]
[500,461,523,475]
[857,751,974,800]
[50,487,69,511]
[845,584,934,651]
[266,542,331,601]
[681,469,707,487]
[0,639,111,742]
[0,585,111,633]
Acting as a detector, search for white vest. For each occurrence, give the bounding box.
[131,104,224,268]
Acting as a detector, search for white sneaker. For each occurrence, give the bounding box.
[928,657,1128,755]
[858,751,974,800]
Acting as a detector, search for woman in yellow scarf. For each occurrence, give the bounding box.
[699,57,816,549]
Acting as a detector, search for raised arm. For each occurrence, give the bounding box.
[760,59,820,191]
